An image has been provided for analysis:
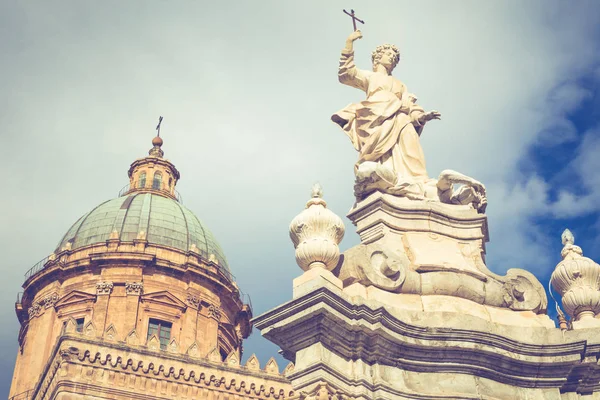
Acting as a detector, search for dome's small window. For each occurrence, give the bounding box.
[152,172,162,190]
[138,172,146,188]
[147,318,171,350]
[169,177,173,188]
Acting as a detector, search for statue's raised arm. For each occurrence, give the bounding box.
[337,30,369,92]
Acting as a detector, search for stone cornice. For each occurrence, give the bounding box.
[31,334,293,400]
[21,245,242,310]
[254,287,600,391]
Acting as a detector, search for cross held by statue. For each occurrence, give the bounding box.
[343,9,364,32]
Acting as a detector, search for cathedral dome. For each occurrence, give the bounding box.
[56,192,229,271]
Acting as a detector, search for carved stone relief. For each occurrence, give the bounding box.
[208,305,222,321]
[125,281,143,295]
[186,294,201,309]
[96,281,114,295]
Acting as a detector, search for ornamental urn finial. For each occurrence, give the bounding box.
[289,184,345,271]
[550,229,600,328]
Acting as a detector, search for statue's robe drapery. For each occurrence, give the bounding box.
[331,50,429,183]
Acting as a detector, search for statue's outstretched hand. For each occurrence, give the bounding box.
[347,30,363,42]
[418,110,441,124]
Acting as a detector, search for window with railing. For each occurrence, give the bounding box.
[138,171,146,188]
[147,318,171,350]
[152,171,162,190]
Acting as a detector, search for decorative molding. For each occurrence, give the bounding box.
[208,304,222,321]
[168,338,179,353]
[207,347,221,363]
[83,321,96,337]
[42,292,59,309]
[28,292,60,320]
[187,341,200,358]
[140,291,187,312]
[38,343,294,400]
[246,354,260,371]
[126,329,139,345]
[55,290,97,309]
[283,362,295,376]
[186,294,201,309]
[104,324,118,341]
[147,334,160,351]
[28,303,42,319]
[96,281,114,295]
[299,382,348,400]
[225,350,240,366]
[265,357,280,375]
[125,281,143,295]
[254,286,598,391]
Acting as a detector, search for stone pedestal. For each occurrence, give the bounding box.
[338,192,548,313]
[256,193,600,399]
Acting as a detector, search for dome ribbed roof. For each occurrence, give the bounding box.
[56,192,229,271]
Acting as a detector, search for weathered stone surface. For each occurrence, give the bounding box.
[255,285,600,398]
[338,191,548,314]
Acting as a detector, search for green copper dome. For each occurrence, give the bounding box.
[56,192,229,271]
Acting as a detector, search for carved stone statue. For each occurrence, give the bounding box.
[332,30,486,212]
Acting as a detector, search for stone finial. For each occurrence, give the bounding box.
[245,354,260,371]
[283,362,295,376]
[149,134,164,158]
[289,184,345,271]
[311,183,323,198]
[562,229,575,246]
[225,351,240,366]
[551,229,600,329]
[264,357,279,374]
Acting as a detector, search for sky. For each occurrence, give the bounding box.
[1,0,600,396]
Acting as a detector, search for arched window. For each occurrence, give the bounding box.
[152,171,162,190]
[138,172,146,188]
[168,177,173,188]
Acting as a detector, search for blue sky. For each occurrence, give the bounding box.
[1,1,600,397]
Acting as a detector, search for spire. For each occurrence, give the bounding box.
[149,116,164,158]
